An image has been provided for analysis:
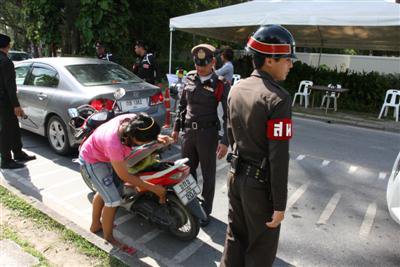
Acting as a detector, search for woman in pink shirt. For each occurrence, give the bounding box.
[79,112,169,253]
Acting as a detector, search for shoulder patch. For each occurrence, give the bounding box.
[266,118,293,140]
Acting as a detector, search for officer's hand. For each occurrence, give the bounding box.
[216,144,228,160]
[171,131,179,143]
[14,107,25,117]
[156,83,163,89]
[266,211,285,228]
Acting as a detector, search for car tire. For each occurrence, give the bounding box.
[47,116,72,155]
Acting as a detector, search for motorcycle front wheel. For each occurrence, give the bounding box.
[167,195,200,241]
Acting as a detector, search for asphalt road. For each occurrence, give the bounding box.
[1,117,399,267]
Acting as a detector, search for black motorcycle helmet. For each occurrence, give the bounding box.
[246,25,297,59]
[120,113,160,146]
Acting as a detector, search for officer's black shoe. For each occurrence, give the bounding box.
[1,159,25,169]
[200,216,211,227]
[14,151,36,162]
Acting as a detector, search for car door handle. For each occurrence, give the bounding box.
[37,93,48,101]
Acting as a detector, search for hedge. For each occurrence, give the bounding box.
[283,61,400,113]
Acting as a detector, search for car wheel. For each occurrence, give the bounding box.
[47,116,71,155]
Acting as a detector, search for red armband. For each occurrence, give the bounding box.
[267,119,293,140]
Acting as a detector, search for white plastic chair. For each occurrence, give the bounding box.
[321,84,342,112]
[292,80,313,108]
[378,89,400,122]
[232,74,241,85]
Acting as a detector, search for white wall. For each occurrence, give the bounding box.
[296,52,400,74]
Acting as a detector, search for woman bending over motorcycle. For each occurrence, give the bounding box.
[79,112,170,253]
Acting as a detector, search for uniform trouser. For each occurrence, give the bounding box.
[181,126,218,216]
[220,172,280,267]
[0,102,23,161]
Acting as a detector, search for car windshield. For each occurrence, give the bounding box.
[9,52,31,61]
[66,63,142,86]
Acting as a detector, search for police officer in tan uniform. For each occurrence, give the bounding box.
[220,25,296,267]
[172,44,230,227]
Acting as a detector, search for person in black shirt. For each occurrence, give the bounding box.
[95,41,113,62]
[132,40,160,86]
[0,34,36,169]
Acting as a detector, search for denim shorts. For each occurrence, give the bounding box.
[80,160,123,207]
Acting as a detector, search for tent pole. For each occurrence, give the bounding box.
[317,26,323,67]
[169,28,174,74]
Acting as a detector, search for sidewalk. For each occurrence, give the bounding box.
[292,107,400,133]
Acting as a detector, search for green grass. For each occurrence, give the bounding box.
[0,225,50,266]
[0,186,127,267]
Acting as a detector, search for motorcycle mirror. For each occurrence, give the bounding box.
[114,88,126,100]
[68,108,79,118]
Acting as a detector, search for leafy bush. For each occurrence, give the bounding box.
[283,62,400,113]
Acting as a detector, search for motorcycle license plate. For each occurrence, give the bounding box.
[120,98,148,111]
[173,175,201,205]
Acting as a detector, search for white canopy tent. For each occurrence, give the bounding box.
[168,0,400,73]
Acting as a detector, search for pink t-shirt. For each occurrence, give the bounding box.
[80,114,136,164]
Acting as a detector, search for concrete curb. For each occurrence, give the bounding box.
[0,177,152,267]
[293,112,400,133]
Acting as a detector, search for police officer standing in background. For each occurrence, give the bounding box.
[95,41,113,62]
[220,25,296,266]
[0,34,36,169]
[172,44,230,227]
[133,40,160,86]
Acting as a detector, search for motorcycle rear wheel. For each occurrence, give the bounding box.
[80,167,96,192]
[168,195,200,241]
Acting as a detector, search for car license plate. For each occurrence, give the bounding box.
[120,98,148,111]
[173,175,201,205]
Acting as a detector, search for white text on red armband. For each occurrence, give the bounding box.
[267,119,293,140]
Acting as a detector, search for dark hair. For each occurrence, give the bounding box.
[121,113,160,145]
[135,40,147,50]
[252,54,280,69]
[222,48,234,61]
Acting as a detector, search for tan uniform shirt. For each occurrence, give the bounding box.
[227,69,292,211]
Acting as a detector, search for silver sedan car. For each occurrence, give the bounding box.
[14,57,165,155]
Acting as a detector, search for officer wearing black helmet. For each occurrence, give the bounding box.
[172,44,230,227]
[220,25,295,267]
[95,41,113,62]
[133,40,160,86]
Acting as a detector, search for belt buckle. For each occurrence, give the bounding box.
[192,122,198,130]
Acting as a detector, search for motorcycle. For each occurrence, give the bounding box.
[68,89,206,241]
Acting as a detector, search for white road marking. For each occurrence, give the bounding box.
[135,229,162,244]
[114,230,180,267]
[287,182,309,209]
[15,158,61,170]
[173,239,203,263]
[317,193,341,225]
[172,229,218,263]
[359,202,377,238]
[321,160,330,167]
[378,172,387,180]
[114,214,134,226]
[348,166,358,174]
[296,155,306,161]
[61,189,91,201]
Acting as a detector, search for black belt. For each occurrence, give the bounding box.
[185,121,218,130]
[237,158,268,183]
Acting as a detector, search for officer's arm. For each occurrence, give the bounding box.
[267,96,291,211]
[173,88,187,132]
[220,82,230,146]
[1,60,20,107]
